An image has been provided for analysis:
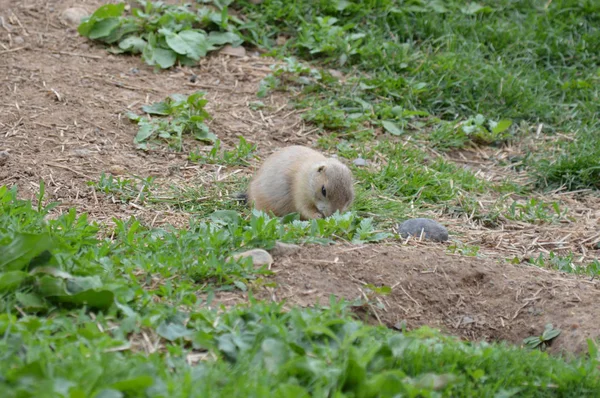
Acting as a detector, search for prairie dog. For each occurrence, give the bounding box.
[246,146,354,220]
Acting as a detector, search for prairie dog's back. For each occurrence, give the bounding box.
[248,146,327,216]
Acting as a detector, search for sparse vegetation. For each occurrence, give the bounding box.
[189,136,258,166]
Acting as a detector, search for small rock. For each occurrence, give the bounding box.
[398,218,449,242]
[0,151,9,166]
[353,157,367,167]
[328,69,344,79]
[189,74,197,83]
[269,241,301,257]
[229,249,273,267]
[71,149,92,158]
[219,45,246,57]
[79,43,89,51]
[109,165,126,175]
[275,36,287,46]
[129,68,139,74]
[61,7,89,26]
[461,316,474,325]
[12,36,25,45]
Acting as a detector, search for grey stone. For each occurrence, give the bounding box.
[13,36,25,45]
[71,148,92,158]
[0,151,9,166]
[398,218,449,242]
[353,157,367,167]
[61,7,89,26]
[269,241,301,257]
[229,249,273,267]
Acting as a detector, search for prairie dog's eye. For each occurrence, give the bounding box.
[321,185,327,197]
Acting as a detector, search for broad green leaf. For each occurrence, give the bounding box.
[78,3,125,36]
[282,213,301,224]
[381,120,403,136]
[491,119,512,134]
[105,22,140,44]
[0,233,53,271]
[275,384,310,398]
[15,292,47,311]
[413,373,457,390]
[161,29,208,60]
[37,275,114,310]
[110,376,154,392]
[193,126,217,143]
[31,266,73,279]
[157,321,193,341]
[523,336,542,348]
[134,122,155,143]
[94,389,124,398]
[210,210,241,225]
[89,18,121,40]
[342,357,366,390]
[66,275,104,293]
[152,47,177,69]
[542,324,561,341]
[118,36,146,53]
[474,114,486,125]
[207,31,242,47]
[217,334,238,361]
[262,338,288,373]
[335,0,351,11]
[0,271,28,292]
[233,280,247,291]
[126,111,141,122]
[142,101,172,116]
[89,3,126,19]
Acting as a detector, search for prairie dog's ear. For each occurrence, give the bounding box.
[317,164,326,173]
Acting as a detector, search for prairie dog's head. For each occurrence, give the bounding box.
[309,158,354,217]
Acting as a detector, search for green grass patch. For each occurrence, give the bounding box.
[235,0,600,191]
[2,292,600,397]
[533,133,600,191]
[0,184,388,309]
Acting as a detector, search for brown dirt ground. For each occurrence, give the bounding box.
[251,242,600,356]
[2,1,600,356]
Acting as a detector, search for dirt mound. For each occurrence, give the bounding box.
[246,243,599,355]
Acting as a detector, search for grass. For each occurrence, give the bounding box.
[237,0,600,190]
[2,186,600,396]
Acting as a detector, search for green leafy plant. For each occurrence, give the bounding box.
[78,1,244,69]
[127,91,215,150]
[457,115,513,146]
[257,57,326,98]
[296,16,366,66]
[523,324,561,350]
[504,198,567,224]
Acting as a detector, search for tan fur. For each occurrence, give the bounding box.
[247,146,354,220]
